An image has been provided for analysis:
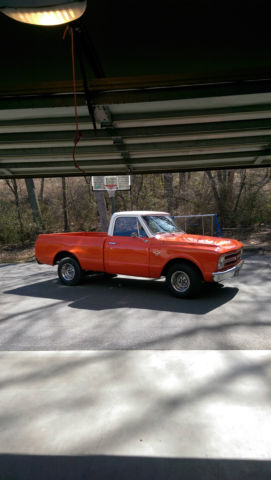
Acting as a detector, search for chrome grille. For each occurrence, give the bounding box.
[224,249,242,268]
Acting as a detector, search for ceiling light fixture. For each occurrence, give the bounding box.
[0,1,87,26]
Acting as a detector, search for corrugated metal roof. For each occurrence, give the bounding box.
[1,93,271,178]
[1,0,271,177]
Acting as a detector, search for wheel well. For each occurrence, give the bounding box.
[161,258,203,280]
[54,251,80,266]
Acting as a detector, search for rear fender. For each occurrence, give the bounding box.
[53,251,81,267]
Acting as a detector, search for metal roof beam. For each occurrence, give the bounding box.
[0,135,270,158]
[1,103,271,128]
[1,118,271,145]
[2,149,271,170]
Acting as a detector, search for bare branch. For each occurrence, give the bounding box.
[233,170,247,214]
[205,171,220,205]
[5,179,15,194]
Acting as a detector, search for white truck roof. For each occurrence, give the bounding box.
[111,211,169,217]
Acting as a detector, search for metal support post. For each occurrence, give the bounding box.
[111,195,115,215]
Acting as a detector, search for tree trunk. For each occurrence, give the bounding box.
[233,170,246,215]
[94,191,108,231]
[5,179,24,242]
[25,178,44,230]
[205,171,225,224]
[84,176,93,202]
[163,173,174,212]
[205,172,220,206]
[130,175,143,210]
[62,177,69,231]
[39,178,45,202]
[179,172,185,192]
[205,171,234,226]
[129,189,133,210]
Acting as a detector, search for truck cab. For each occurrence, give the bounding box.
[105,211,171,278]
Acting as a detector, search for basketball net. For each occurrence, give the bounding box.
[105,184,117,198]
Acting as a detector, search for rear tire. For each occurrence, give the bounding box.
[166,262,202,298]
[58,257,82,286]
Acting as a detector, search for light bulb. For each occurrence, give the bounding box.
[1,1,86,26]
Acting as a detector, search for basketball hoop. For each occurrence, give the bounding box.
[92,175,130,193]
[105,184,117,198]
[92,175,130,214]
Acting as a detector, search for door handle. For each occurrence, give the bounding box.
[109,241,117,245]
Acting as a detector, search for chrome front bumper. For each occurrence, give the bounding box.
[212,260,243,283]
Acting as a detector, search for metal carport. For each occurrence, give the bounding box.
[1,0,271,178]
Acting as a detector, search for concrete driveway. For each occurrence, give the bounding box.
[0,254,271,350]
[0,254,271,479]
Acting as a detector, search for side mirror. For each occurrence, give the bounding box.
[131,232,137,238]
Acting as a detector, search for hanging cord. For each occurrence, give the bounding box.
[73,24,97,133]
[63,25,87,176]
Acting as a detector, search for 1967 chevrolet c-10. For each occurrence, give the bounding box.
[35,211,243,298]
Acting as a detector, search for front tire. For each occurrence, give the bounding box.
[166,262,202,298]
[58,257,82,286]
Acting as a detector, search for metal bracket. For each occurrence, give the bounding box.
[95,106,112,127]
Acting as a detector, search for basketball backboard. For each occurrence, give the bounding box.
[92,175,131,192]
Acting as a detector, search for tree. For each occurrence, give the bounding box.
[83,176,93,202]
[163,173,174,212]
[205,170,236,226]
[5,179,24,241]
[94,191,108,231]
[24,178,44,230]
[39,178,45,202]
[205,169,271,227]
[62,177,69,231]
[130,175,143,210]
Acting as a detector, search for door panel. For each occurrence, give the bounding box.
[104,236,150,276]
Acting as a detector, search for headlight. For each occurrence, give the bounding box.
[218,254,225,269]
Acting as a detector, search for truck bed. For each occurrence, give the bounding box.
[35,232,108,271]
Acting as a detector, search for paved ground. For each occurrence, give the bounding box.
[0,350,271,479]
[0,254,271,479]
[0,254,271,350]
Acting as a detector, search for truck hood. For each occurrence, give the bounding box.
[156,232,242,252]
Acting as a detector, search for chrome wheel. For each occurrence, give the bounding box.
[171,270,191,293]
[58,257,82,286]
[61,262,76,281]
[166,262,202,298]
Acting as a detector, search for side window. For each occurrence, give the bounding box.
[113,217,138,237]
[138,222,147,237]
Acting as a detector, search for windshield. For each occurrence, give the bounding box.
[142,215,183,235]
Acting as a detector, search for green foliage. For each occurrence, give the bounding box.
[0,199,37,244]
[0,201,20,244]
[238,193,269,226]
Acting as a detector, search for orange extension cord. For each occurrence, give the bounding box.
[63,25,87,176]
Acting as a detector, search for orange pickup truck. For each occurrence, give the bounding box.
[35,211,243,298]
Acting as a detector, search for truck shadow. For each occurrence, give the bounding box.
[5,275,239,315]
